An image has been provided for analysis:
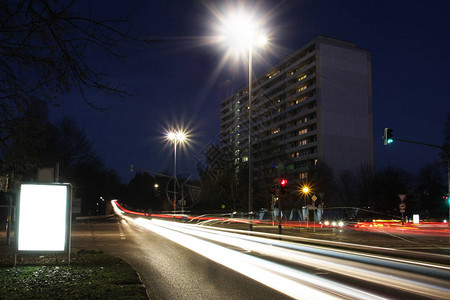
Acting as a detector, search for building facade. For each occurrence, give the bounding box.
[219,36,373,205]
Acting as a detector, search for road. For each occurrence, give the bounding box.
[72,219,290,300]
[72,214,450,300]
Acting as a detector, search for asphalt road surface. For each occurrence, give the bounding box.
[72,219,291,300]
[71,216,450,300]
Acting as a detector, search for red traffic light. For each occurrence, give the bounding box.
[268,185,275,195]
[280,179,288,187]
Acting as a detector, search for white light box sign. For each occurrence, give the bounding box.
[17,183,71,252]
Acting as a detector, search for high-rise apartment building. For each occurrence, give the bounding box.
[219,35,373,203]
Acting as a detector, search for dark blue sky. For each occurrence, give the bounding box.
[50,0,450,183]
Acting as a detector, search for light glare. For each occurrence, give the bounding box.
[176,131,186,142]
[256,34,268,47]
[167,132,176,140]
[215,7,268,57]
[166,130,188,144]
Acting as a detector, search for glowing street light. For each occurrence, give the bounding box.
[219,10,268,231]
[302,186,310,194]
[300,185,312,207]
[166,130,187,215]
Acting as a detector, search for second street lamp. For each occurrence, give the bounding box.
[166,130,186,216]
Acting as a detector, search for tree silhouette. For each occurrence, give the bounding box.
[0,0,156,149]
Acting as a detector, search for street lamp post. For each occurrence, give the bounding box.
[173,137,177,215]
[301,185,311,224]
[301,186,310,207]
[248,45,253,230]
[219,12,267,231]
[167,131,186,216]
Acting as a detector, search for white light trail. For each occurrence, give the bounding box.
[127,217,384,300]
[146,219,450,299]
[111,201,450,299]
[193,221,450,272]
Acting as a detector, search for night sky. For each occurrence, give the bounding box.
[49,0,450,183]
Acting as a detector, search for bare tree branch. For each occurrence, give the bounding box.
[0,0,158,151]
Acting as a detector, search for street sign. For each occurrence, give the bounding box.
[398,194,407,201]
[400,209,405,213]
[399,203,406,210]
[311,195,317,201]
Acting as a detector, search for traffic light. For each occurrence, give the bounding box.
[383,128,393,145]
[280,178,287,195]
[268,185,275,195]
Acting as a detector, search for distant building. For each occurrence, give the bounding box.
[219,35,373,204]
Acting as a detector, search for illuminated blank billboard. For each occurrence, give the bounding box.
[17,183,71,252]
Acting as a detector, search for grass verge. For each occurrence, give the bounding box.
[0,250,147,299]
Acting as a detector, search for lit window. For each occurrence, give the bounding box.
[314,159,318,165]
[299,128,308,135]
[298,74,307,81]
[267,70,280,79]
[271,128,280,134]
[300,173,308,179]
[301,140,307,145]
[298,86,307,93]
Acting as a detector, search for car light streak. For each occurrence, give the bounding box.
[112,200,449,237]
[112,200,450,299]
[185,222,450,277]
[142,219,450,299]
[112,200,448,270]
[190,222,450,271]
[128,216,384,300]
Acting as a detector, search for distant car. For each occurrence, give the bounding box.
[322,220,345,228]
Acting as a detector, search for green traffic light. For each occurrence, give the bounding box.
[383,128,394,145]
